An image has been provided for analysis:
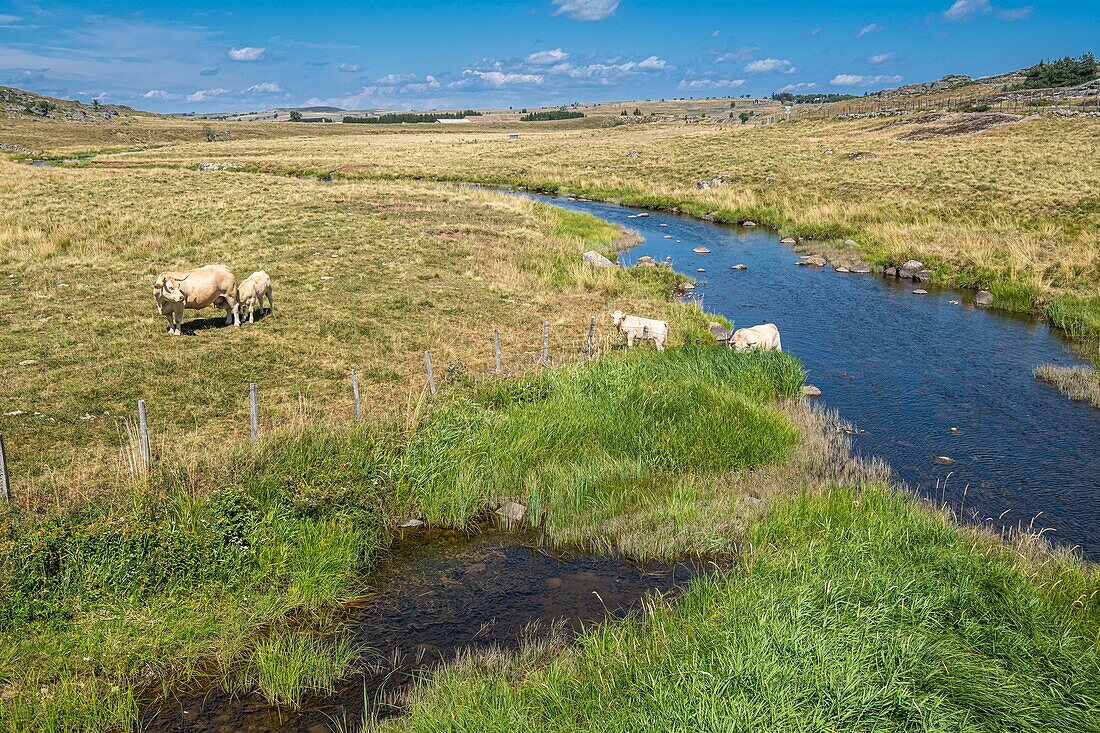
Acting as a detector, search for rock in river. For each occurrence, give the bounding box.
[780,237,796,245]
[975,290,994,307]
[797,255,827,267]
[802,385,822,398]
[849,263,872,274]
[731,264,748,270]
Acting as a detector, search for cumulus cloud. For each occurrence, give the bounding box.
[377,73,418,84]
[830,73,903,86]
[544,56,673,81]
[339,62,362,73]
[142,89,180,100]
[526,48,571,65]
[856,23,883,36]
[744,58,797,74]
[452,70,544,88]
[246,81,282,93]
[186,88,229,102]
[551,0,620,21]
[404,75,441,92]
[776,82,818,93]
[867,52,895,64]
[678,78,746,91]
[944,0,1032,21]
[228,46,265,61]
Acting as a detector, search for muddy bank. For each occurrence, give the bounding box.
[143,529,704,732]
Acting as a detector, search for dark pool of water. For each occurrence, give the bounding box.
[528,194,1100,561]
[142,529,701,732]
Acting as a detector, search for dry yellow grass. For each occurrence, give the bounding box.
[0,161,699,505]
[71,111,1100,335]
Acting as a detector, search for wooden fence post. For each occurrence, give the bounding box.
[493,330,502,374]
[424,350,436,396]
[586,316,596,355]
[541,322,550,363]
[0,434,10,502]
[249,383,259,442]
[137,399,151,470]
[352,370,362,421]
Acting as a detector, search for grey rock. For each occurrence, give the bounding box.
[743,220,757,227]
[913,270,933,283]
[912,289,928,295]
[801,385,822,397]
[702,211,718,221]
[844,239,858,247]
[399,518,424,528]
[582,250,617,269]
[730,263,748,270]
[797,255,827,267]
[780,237,796,244]
[901,259,924,270]
[884,267,897,277]
[496,501,528,523]
[636,256,657,267]
[708,322,731,342]
[835,266,850,273]
[974,290,994,307]
[849,263,872,274]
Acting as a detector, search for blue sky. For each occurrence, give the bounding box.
[0,1,1096,112]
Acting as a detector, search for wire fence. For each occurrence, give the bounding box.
[0,315,682,501]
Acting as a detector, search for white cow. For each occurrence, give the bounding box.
[611,310,669,352]
[237,270,273,324]
[730,323,782,352]
[152,264,240,335]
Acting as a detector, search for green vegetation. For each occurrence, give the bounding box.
[1012,53,1098,90]
[343,110,481,124]
[771,92,859,104]
[384,486,1100,733]
[0,346,805,729]
[520,110,585,122]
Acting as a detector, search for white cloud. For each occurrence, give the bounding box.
[711,30,720,38]
[636,55,668,70]
[246,81,283,93]
[186,88,230,102]
[0,14,21,24]
[867,52,895,64]
[776,82,818,93]
[830,73,903,86]
[377,73,418,84]
[452,70,544,88]
[678,78,746,91]
[228,46,265,62]
[806,27,823,36]
[744,58,797,74]
[944,0,1032,21]
[526,48,571,65]
[404,75,441,92]
[339,63,362,73]
[142,89,180,100]
[715,46,759,63]
[551,0,620,21]
[856,23,883,36]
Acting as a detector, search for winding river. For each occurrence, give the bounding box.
[528,193,1100,561]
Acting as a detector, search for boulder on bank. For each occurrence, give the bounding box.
[844,239,858,247]
[582,251,617,269]
[743,220,757,227]
[636,255,657,267]
[802,385,822,398]
[496,501,527,523]
[885,267,897,278]
[850,263,872,274]
[780,237,796,245]
[975,290,994,307]
[835,266,850,273]
[709,322,732,342]
[797,255,827,267]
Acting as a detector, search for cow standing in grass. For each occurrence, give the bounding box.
[730,323,782,351]
[152,264,240,335]
[611,310,669,351]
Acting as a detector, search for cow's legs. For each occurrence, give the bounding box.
[626,332,635,349]
[655,338,665,352]
[265,289,273,315]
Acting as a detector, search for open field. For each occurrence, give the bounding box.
[2,112,1099,731]
[0,161,707,504]
[67,111,1100,339]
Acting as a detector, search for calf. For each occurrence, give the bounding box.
[237,270,273,324]
[611,310,669,352]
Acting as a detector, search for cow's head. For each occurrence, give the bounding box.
[153,275,186,307]
[730,331,756,351]
[611,310,624,327]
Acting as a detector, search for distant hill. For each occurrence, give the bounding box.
[0,86,141,122]
[876,53,1097,99]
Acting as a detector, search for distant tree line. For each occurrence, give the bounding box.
[771,92,860,104]
[343,110,482,124]
[520,110,585,122]
[1010,53,1098,90]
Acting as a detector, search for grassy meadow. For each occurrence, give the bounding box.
[81,111,1100,339]
[2,112,1099,732]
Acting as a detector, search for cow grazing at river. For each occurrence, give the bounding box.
[237,270,273,323]
[729,323,782,352]
[152,264,240,335]
[611,310,669,352]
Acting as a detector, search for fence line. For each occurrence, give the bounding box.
[1,316,665,495]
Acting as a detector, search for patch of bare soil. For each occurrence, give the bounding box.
[897,112,1031,140]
